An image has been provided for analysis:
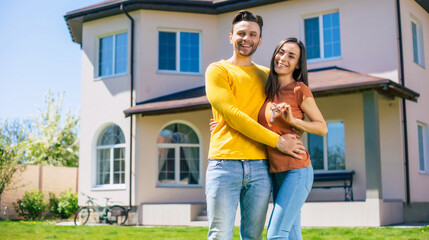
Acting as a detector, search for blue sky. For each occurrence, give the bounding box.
[0,0,103,120]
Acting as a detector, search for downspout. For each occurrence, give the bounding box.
[121,3,135,211]
[396,0,410,205]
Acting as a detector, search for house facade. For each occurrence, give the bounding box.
[65,0,429,226]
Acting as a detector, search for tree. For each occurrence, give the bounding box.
[0,120,26,204]
[23,90,79,167]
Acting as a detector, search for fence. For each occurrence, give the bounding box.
[1,165,78,220]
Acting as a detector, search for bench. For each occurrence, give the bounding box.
[312,170,355,201]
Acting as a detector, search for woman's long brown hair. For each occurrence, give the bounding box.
[265,37,308,100]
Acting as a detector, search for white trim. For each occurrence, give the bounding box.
[307,56,341,64]
[91,184,127,191]
[94,30,129,79]
[155,70,203,76]
[92,124,127,188]
[410,15,426,68]
[302,10,341,62]
[156,120,203,188]
[417,122,429,174]
[322,131,328,171]
[301,9,339,19]
[308,120,346,172]
[157,28,202,74]
[319,15,325,61]
[94,72,128,81]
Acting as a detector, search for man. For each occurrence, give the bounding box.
[205,10,306,240]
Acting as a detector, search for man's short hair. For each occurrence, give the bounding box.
[231,10,263,36]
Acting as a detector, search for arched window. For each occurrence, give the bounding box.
[96,125,126,186]
[157,122,201,186]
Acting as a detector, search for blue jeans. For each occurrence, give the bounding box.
[205,159,272,240]
[267,165,313,240]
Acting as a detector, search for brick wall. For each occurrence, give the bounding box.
[0,165,78,220]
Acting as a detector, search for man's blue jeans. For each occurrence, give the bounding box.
[267,165,314,240]
[205,159,272,240]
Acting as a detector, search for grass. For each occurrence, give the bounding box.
[0,220,428,240]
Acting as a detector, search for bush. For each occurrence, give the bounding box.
[13,189,47,220]
[49,188,79,219]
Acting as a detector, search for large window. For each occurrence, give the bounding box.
[418,122,429,174]
[96,125,126,187]
[98,32,128,77]
[308,121,345,171]
[157,122,201,186]
[158,30,200,73]
[304,12,341,61]
[411,17,425,67]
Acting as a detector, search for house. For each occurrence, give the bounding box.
[64,0,429,226]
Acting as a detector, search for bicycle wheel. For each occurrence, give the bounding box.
[74,207,90,225]
[106,205,128,225]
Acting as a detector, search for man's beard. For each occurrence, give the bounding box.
[236,40,259,57]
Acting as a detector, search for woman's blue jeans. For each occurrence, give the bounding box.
[205,159,272,240]
[267,165,314,240]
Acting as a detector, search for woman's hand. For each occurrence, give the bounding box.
[271,102,295,126]
[209,119,219,133]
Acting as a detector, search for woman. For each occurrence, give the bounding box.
[259,37,327,239]
[209,37,327,239]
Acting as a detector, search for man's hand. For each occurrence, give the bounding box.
[275,133,306,159]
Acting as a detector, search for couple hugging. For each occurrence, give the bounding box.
[205,10,327,240]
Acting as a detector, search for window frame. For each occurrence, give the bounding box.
[410,15,426,68]
[156,120,203,188]
[95,30,129,80]
[418,122,429,175]
[302,10,342,63]
[157,28,202,75]
[307,120,346,173]
[92,124,126,190]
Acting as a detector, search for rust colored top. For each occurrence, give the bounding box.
[258,81,313,173]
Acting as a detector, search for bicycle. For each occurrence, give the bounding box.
[74,192,128,226]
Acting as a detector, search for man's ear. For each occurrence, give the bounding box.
[258,36,263,47]
[229,32,233,44]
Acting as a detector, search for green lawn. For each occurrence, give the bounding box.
[1,220,428,240]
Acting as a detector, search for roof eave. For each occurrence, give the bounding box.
[123,80,419,117]
[415,0,429,14]
[64,0,286,44]
[313,80,419,102]
[123,102,210,117]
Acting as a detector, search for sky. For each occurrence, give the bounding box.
[0,0,104,120]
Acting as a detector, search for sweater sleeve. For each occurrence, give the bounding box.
[205,63,279,148]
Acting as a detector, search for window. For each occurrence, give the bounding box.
[98,32,128,77]
[304,12,341,61]
[411,17,425,67]
[418,122,429,174]
[96,125,126,186]
[157,122,201,186]
[158,30,200,73]
[308,121,345,171]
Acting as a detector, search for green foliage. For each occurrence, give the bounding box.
[0,120,26,196]
[48,192,59,216]
[49,189,79,219]
[23,90,80,167]
[1,90,79,168]
[13,189,47,220]
[1,222,428,240]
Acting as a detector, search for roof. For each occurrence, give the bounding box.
[64,0,285,44]
[124,86,208,117]
[415,0,429,14]
[123,67,419,117]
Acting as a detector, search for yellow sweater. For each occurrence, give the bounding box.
[205,60,279,160]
